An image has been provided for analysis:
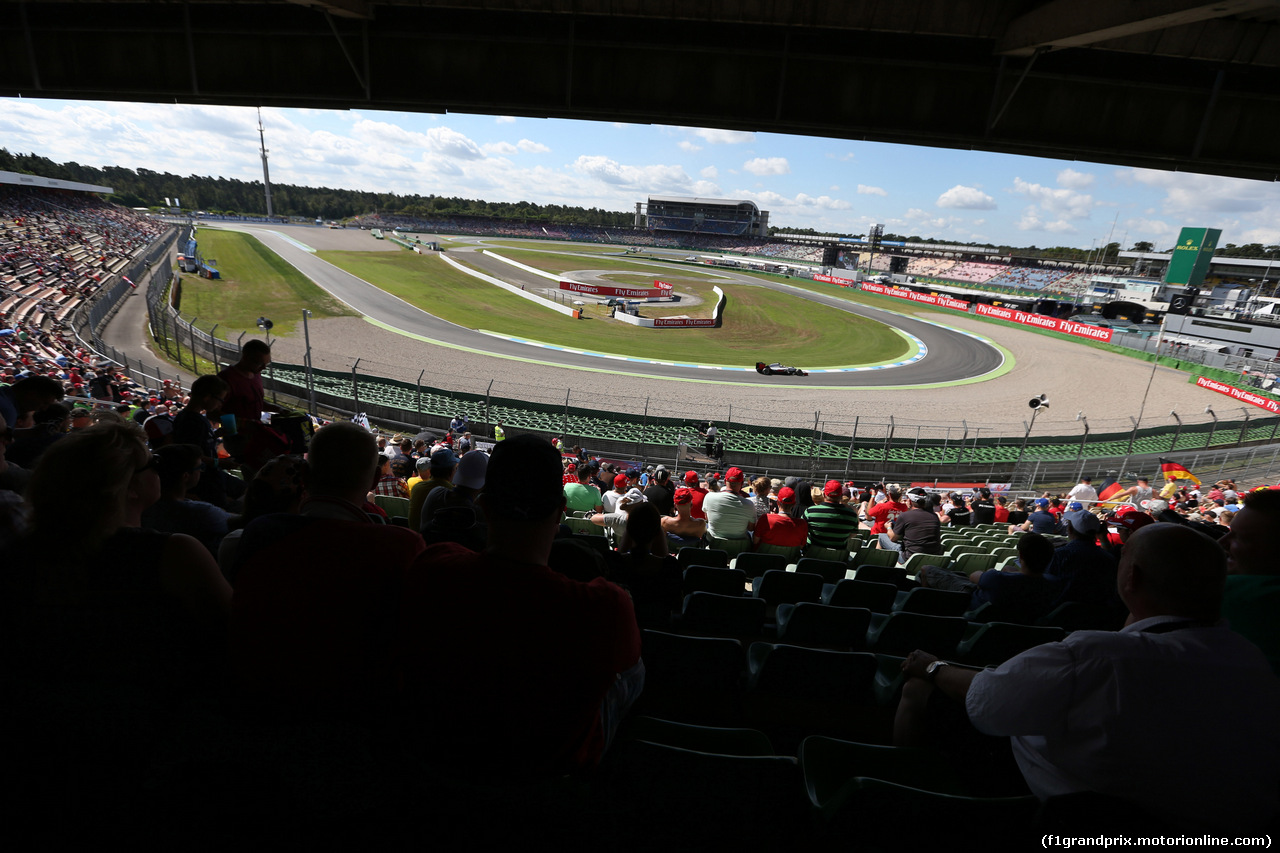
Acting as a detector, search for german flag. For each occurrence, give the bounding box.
[1095,476,1127,510]
[1159,458,1201,487]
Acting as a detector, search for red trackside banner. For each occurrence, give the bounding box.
[652,280,674,291]
[1195,376,1280,413]
[861,282,970,311]
[559,280,668,298]
[652,318,716,327]
[974,303,1113,342]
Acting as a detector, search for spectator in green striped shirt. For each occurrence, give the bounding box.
[803,479,862,551]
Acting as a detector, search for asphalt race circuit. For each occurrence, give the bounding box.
[207,224,1006,388]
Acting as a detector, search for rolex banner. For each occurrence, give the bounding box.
[1164,227,1221,290]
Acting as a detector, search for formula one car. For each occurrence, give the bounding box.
[756,361,809,377]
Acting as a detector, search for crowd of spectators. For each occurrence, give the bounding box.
[3,195,1278,839]
[4,330,1280,839]
[1,186,166,329]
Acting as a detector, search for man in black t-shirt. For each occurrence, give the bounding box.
[971,488,996,525]
[643,466,675,516]
[887,496,943,565]
[945,492,972,526]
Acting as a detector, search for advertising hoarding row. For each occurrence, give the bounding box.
[974,304,1113,342]
[861,282,970,311]
[1195,376,1280,413]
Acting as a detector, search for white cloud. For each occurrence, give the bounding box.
[1057,168,1095,189]
[482,141,517,156]
[571,155,692,191]
[743,157,790,176]
[1121,168,1280,216]
[424,126,485,160]
[937,185,996,210]
[830,185,840,191]
[1011,177,1093,219]
[692,180,722,196]
[736,189,850,211]
[496,115,516,124]
[826,152,856,161]
[693,127,755,145]
[517,138,550,154]
[1015,206,1076,234]
[857,184,887,197]
[678,140,702,153]
[700,165,718,179]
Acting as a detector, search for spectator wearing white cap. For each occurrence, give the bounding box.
[591,488,648,540]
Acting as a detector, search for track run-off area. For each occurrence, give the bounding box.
[204,223,1009,390]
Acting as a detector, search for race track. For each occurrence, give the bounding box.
[209,223,1006,388]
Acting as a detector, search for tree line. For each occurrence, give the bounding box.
[0,148,634,227]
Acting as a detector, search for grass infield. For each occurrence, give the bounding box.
[314,248,912,366]
[177,229,356,337]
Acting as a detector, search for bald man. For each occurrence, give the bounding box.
[897,523,1280,832]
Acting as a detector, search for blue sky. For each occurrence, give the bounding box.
[2,97,1278,251]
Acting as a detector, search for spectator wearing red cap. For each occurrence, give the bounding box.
[602,472,630,514]
[753,486,807,550]
[803,479,862,552]
[661,487,706,547]
[702,466,756,544]
[683,470,708,520]
[1101,504,1154,550]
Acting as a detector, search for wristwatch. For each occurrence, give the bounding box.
[926,660,951,680]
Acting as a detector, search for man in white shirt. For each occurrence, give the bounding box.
[702,466,756,541]
[1066,476,1098,505]
[894,522,1280,832]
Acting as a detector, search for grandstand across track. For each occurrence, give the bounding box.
[205,223,1006,389]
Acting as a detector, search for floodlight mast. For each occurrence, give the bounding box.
[258,108,274,219]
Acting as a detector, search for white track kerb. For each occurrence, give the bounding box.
[440,252,579,318]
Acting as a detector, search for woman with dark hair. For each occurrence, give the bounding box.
[140,443,233,557]
[610,501,680,625]
[794,479,817,512]
[2,422,231,814]
[11,421,230,637]
[1007,497,1029,527]
[218,454,308,580]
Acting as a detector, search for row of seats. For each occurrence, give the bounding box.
[268,364,1264,462]
[598,721,1039,848]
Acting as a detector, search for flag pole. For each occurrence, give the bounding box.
[1128,314,1168,456]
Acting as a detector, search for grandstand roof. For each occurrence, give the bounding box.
[6,1,1279,182]
[647,196,760,212]
[0,169,112,195]
[1120,251,1280,273]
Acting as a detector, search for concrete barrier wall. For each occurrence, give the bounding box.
[440,252,579,318]
[482,250,573,284]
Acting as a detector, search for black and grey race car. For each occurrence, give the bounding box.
[755,361,809,377]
